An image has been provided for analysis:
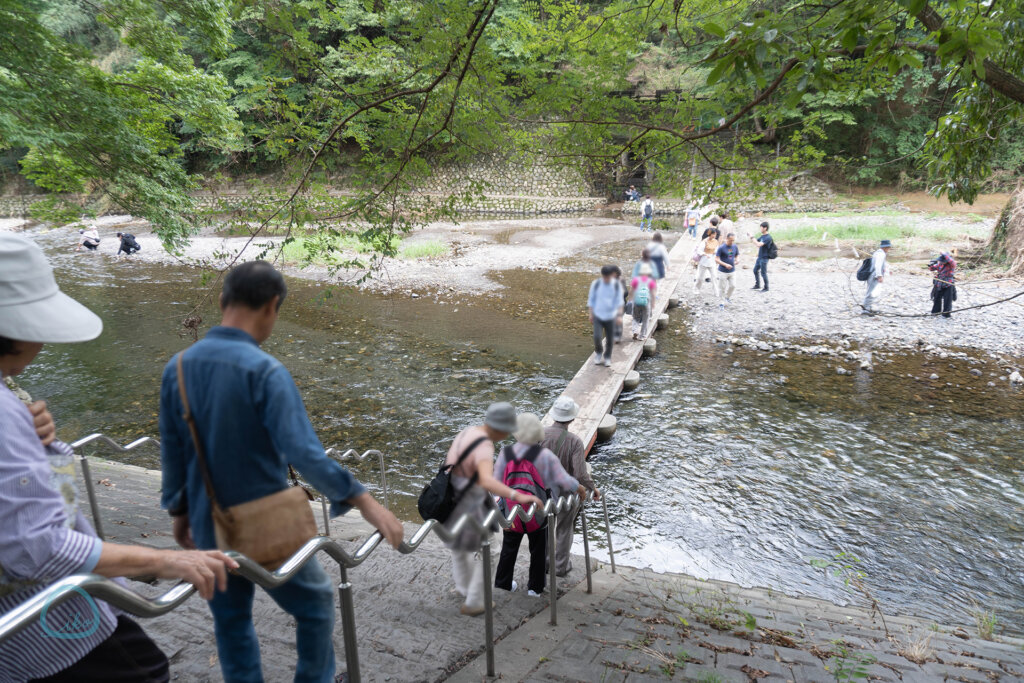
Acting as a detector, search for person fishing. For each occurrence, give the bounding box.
[928,251,957,318]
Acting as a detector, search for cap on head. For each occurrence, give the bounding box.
[485,402,517,434]
[0,233,103,343]
[550,396,579,422]
[513,413,544,445]
[880,239,893,249]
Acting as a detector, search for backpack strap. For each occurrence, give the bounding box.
[448,435,488,473]
[521,443,543,463]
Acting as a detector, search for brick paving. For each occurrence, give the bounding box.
[82,458,1024,682]
[448,566,1024,683]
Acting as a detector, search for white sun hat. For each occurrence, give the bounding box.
[550,396,579,422]
[0,233,103,343]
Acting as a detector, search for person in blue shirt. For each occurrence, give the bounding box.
[159,261,403,683]
[751,221,772,292]
[587,265,623,367]
[715,233,739,307]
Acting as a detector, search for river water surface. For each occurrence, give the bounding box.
[16,226,1023,634]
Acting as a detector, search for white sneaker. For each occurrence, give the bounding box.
[527,589,543,598]
[510,580,519,592]
[602,357,612,367]
[592,354,603,365]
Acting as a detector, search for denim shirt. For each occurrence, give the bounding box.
[159,326,366,549]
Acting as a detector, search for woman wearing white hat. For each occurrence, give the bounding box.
[0,233,237,682]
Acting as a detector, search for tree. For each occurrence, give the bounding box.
[0,0,240,246]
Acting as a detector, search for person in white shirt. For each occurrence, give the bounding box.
[863,239,892,314]
[717,210,734,238]
[639,196,654,231]
[77,226,100,251]
[646,232,670,280]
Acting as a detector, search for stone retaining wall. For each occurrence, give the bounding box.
[415,156,593,197]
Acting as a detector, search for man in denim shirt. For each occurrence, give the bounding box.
[160,261,403,683]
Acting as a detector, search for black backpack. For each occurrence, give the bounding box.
[418,436,487,522]
[766,239,779,260]
[856,257,872,281]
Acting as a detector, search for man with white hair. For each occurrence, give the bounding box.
[540,397,600,577]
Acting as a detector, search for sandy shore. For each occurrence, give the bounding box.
[6,211,1023,363]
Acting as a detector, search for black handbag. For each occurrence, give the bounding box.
[418,436,487,522]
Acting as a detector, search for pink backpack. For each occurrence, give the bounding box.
[500,445,550,533]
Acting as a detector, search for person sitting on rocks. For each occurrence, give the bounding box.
[0,233,238,682]
[624,185,641,202]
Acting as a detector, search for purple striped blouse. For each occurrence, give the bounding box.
[0,383,117,682]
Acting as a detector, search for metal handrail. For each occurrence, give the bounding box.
[0,488,610,682]
[70,434,392,540]
[42,433,618,681]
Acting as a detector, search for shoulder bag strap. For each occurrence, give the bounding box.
[553,429,569,460]
[449,435,488,472]
[176,351,223,512]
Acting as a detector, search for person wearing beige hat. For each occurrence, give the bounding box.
[493,413,584,596]
[0,233,238,682]
[540,397,600,577]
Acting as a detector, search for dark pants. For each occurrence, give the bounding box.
[931,285,953,317]
[593,317,615,360]
[495,527,547,594]
[754,257,769,289]
[82,240,99,251]
[30,616,168,683]
[651,256,666,279]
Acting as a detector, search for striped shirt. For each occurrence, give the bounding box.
[0,383,117,682]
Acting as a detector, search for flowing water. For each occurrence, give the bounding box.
[13,226,1023,633]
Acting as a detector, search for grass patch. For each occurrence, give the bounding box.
[770,221,963,244]
[279,235,448,265]
[398,239,450,259]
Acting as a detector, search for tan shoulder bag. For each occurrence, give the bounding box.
[176,351,318,570]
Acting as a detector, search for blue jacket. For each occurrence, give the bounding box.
[159,326,366,549]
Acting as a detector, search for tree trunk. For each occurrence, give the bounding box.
[986,184,1024,275]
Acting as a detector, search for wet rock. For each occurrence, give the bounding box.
[836,367,850,375]
[969,368,983,377]
[929,373,940,380]
[1010,371,1024,385]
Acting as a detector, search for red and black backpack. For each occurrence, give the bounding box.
[500,444,551,533]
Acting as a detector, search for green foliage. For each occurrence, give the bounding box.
[827,640,878,681]
[0,0,240,246]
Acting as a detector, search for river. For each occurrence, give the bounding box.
[14,225,1023,634]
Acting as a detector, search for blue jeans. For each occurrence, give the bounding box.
[688,223,697,238]
[754,257,769,289]
[640,216,652,230]
[208,559,336,683]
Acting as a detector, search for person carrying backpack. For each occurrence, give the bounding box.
[494,413,584,597]
[630,263,657,340]
[639,195,654,231]
[751,221,775,292]
[861,239,892,314]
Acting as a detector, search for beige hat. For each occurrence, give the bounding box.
[0,233,102,343]
[513,413,544,445]
[550,396,579,422]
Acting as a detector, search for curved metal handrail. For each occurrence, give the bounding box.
[71,433,161,453]
[323,448,389,509]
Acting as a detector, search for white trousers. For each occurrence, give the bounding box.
[450,549,487,609]
[718,271,736,300]
[694,259,719,295]
[864,278,882,312]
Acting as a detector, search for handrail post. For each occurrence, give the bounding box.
[601,495,616,574]
[580,501,592,594]
[481,537,495,677]
[337,566,361,683]
[548,504,557,626]
[320,497,331,537]
[374,450,389,510]
[77,455,105,541]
